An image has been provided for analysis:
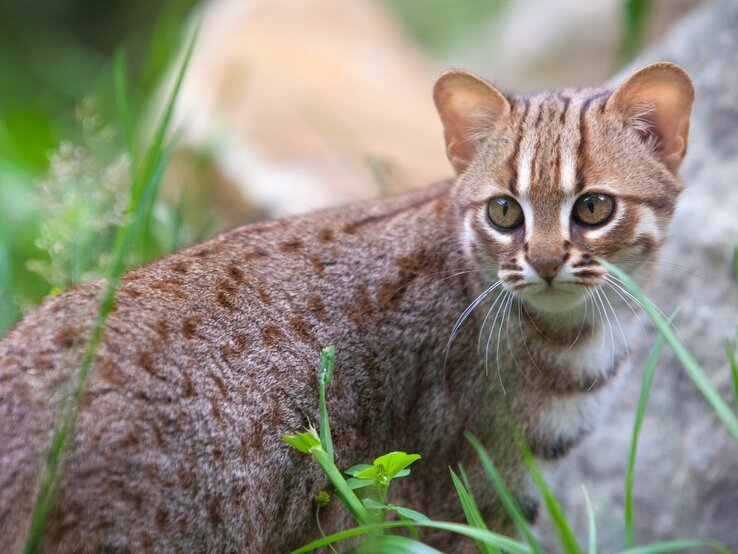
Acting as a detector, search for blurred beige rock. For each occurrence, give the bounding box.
[175,0,448,220]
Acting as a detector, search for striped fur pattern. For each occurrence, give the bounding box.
[0,64,692,552]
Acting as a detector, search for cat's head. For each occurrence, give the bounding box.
[434,63,694,314]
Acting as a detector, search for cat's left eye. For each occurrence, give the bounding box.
[572,194,615,226]
[487,196,524,230]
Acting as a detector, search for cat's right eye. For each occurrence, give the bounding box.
[487,196,524,230]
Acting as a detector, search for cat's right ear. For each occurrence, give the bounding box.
[433,70,511,175]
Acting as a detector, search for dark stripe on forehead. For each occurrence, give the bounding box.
[507,97,530,196]
[575,92,610,193]
[559,96,571,123]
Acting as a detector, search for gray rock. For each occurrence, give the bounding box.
[542,0,738,550]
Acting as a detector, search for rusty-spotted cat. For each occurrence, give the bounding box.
[0,62,693,552]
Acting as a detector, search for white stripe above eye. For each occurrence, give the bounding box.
[559,197,576,241]
[560,152,577,194]
[517,149,533,195]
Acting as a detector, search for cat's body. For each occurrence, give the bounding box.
[0,65,693,553]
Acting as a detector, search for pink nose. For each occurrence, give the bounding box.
[530,258,563,284]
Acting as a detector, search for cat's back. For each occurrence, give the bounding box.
[0,182,452,552]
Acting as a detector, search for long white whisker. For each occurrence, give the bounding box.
[517,301,544,374]
[603,276,647,336]
[477,286,508,354]
[601,285,629,368]
[568,296,589,350]
[485,290,509,393]
[445,281,500,367]
[594,287,616,380]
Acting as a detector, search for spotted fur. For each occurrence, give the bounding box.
[0,63,692,553]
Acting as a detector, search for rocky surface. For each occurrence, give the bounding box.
[543,0,738,549]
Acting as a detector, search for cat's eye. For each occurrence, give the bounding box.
[572,194,615,226]
[487,196,524,230]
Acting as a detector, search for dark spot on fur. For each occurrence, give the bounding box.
[346,284,375,324]
[171,261,189,274]
[181,371,195,397]
[253,283,271,303]
[182,316,201,340]
[151,279,187,300]
[250,421,263,449]
[377,247,445,309]
[195,248,210,258]
[308,253,325,276]
[270,395,284,426]
[261,323,283,347]
[211,372,228,397]
[307,295,326,319]
[99,358,126,386]
[178,467,196,490]
[33,352,54,371]
[288,315,312,342]
[155,506,169,532]
[239,435,250,462]
[216,281,238,312]
[242,247,269,261]
[154,320,170,341]
[213,445,223,463]
[233,332,250,352]
[120,288,142,298]
[138,350,159,378]
[54,326,79,349]
[209,396,222,424]
[208,496,223,527]
[227,264,245,282]
[318,228,334,242]
[141,531,153,548]
[122,430,140,449]
[279,237,304,253]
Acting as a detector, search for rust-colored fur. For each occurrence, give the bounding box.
[0,63,693,552]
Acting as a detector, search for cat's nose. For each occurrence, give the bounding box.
[529,258,563,284]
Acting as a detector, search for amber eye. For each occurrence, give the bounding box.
[487,196,524,230]
[573,194,615,226]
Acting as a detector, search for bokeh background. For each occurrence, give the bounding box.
[5,0,736,551]
[0,0,702,336]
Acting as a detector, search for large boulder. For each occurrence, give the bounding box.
[544,0,738,549]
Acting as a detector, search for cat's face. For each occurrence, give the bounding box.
[435,63,694,314]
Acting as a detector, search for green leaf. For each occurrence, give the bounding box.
[290,521,532,554]
[618,540,730,554]
[598,259,738,445]
[449,467,499,554]
[347,478,374,490]
[581,486,597,554]
[284,430,321,454]
[355,466,381,481]
[466,433,543,553]
[724,333,738,413]
[373,451,422,481]
[319,346,336,462]
[362,498,388,511]
[392,505,431,524]
[345,464,374,476]
[517,437,582,554]
[625,320,671,547]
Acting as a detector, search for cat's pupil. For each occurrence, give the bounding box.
[501,201,509,216]
[585,196,595,213]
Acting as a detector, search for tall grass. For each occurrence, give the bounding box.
[22,26,197,554]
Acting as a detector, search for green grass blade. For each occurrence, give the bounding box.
[465,433,544,554]
[599,259,738,444]
[291,521,532,554]
[449,468,498,554]
[113,49,136,169]
[319,346,336,462]
[723,334,738,413]
[23,28,198,554]
[518,438,582,554]
[625,317,672,547]
[581,486,596,554]
[310,446,373,526]
[618,539,730,554]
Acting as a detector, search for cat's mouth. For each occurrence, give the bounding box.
[510,280,594,313]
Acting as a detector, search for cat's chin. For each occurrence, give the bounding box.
[518,286,588,315]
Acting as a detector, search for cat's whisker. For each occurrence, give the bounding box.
[567,294,589,350]
[506,296,535,387]
[477,286,509,355]
[485,290,509,394]
[444,280,501,368]
[602,276,647,336]
[600,285,629,372]
[517,300,544,374]
[594,287,616,378]
[494,291,514,394]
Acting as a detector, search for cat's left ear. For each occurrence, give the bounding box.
[606,62,695,173]
[434,69,511,175]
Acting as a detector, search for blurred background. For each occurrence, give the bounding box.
[0,0,703,337]
[6,1,738,551]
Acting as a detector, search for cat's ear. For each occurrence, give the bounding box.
[605,62,695,173]
[433,69,511,175]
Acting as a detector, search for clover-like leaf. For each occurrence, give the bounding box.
[283,429,320,453]
[345,464,373,477]
[373,451,421,481]
[347,477,374,490]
